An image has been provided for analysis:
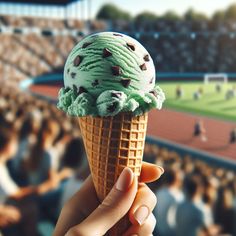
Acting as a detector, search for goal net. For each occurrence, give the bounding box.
[204,73,228,84]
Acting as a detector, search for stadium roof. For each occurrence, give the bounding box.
[0,0,79,6]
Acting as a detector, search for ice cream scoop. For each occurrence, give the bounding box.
[58,32,165,116]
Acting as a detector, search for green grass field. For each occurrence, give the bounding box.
[159,81,236,122]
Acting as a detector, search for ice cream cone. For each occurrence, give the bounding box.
[78,112,148,236]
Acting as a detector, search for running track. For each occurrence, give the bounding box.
[30,84,236,161]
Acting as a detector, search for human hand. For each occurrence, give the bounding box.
[53,162,164,236]
[0,205,21,228]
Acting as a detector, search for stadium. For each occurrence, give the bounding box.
[0,0,235,236]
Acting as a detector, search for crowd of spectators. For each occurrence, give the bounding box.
[0,15,82,30]
[0,14,107,85]
[1,15,236,86]
[0,84,89,235]
[0,31,78,84]
[113,19,236,73]
[144,144,236,236]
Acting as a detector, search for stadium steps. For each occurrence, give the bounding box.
[12,35,53,69]
[0,56,31,77]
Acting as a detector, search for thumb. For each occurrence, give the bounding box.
[66,167,138,236]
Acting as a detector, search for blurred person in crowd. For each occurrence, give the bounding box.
[0,126,39,236]
[182,156,195,175]
[202,177,221,234]
[154,168,184,236]
[49,127,72,175]
[22,118,74,222]
[59,138,87,211]
[8,115,41,185]
[193,119,207,142]
[23,118,61,188]
[215,185,235,235]
[176,175,219,236]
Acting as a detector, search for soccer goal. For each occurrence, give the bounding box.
[204,73,228,84]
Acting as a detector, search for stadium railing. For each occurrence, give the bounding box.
[147,136,236,171]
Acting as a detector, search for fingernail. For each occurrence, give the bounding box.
[116,167,133,191]
[134,205,149,225]
[158,166,164,175]
[130,234,138,236]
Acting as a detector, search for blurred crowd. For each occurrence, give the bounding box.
[0,14,107,30]
[0,83,235,236]
[0,14,107,85]
[0,85,89,236]
[144,144,236,236]
[1,15,236,86]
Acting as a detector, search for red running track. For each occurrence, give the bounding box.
[148,109,236,161]
[30,84,236,161]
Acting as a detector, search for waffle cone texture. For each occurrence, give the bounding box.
[79,112,148,236]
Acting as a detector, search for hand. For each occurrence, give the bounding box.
[53,162,164,236]
[0,205,21,228]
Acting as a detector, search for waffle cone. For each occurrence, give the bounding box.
[78,112,148,236]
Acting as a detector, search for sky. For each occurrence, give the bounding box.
[0,0,236,19]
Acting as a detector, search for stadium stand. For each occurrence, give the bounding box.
[1,15,236,87]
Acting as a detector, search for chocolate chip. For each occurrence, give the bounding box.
[111,92,122,98]
[65,87,70,92]
[140,63,147,71]
[92,80,99,87]
[73,55,83,67]
[72,85,87,95]
[82,42,92,48]
[102,48,112,58]
[144,54,150,62]
[126,43,135,51]
[149,77,154,84]
[67,68,70,73]
[150,90,158,97]
[113,33,123,37]
[78,86,87,94]
[107,102,117,112]
[111,66,121,76]
[120,79,131,88]
[71,72,76,79]
[73,84,77,93]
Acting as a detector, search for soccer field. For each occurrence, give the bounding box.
[160,81,236,122]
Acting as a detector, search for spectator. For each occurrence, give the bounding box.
[215,186,235,235]
[23,118,60,187]
[9,115,40,185]
[202,177,221,235]
[0,126,39,236]
[175,175,207,236]
[59,138,87,211]
[154,168,184,236]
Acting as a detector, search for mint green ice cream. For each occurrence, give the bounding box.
[58,32,165,117]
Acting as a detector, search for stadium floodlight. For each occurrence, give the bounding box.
[204,73,228,84]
